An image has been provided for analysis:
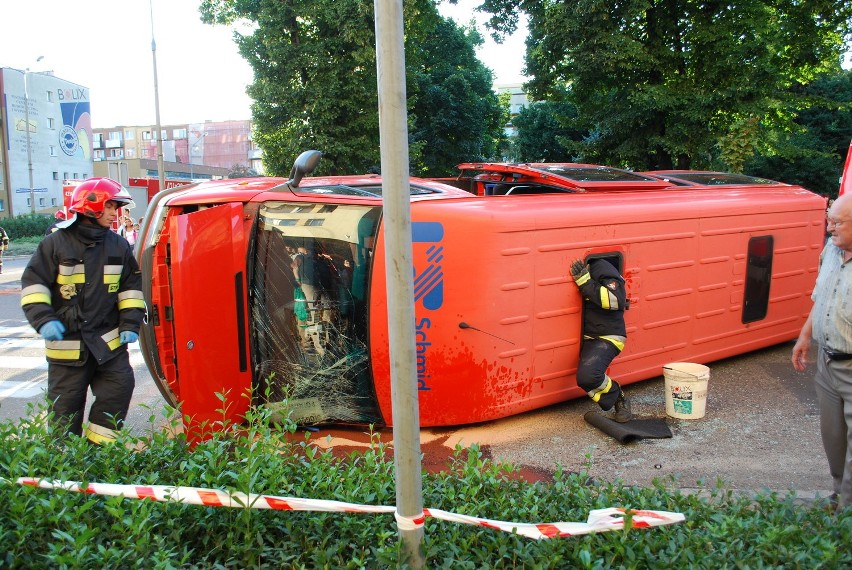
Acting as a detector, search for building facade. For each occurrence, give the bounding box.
[0,68,94,217]
[92,119,263,181]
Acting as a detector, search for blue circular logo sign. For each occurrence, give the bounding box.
[59,126,79,156]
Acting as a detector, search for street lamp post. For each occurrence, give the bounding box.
[23,56,44,214]
[188,131,208,180]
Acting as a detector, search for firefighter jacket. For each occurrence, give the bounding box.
[21,221,146,366]
[576,259,627,341]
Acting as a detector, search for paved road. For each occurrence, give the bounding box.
[0,255,834,497]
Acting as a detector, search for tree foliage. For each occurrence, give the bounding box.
[479,0,852,171]
[747,69,852,197]
[511,99,582,162]
[200,0,503,177]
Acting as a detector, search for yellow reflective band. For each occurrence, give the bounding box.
[104,274,120,285]
[588,376,613,402]
[57,273,85,285]
[85,423,118,445]
[118,299,147,310]
[21,292,51,307]
[101,328,122,351]
[575,272,591,286]
[599,288,611,309]
[118,290,146,311]
[21,285,52,307]
[45,348,81,360]
[600,336,626,351]
[57,264,85,285]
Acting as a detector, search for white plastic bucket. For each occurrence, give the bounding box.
[663,362,710,419]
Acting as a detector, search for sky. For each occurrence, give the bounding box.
[0,0,528,129]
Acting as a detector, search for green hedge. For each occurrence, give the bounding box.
[1,402,849,568]
[0,214,54,239]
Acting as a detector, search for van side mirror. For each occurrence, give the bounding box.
[287,150,323,188]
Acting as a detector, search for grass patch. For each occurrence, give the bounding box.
[1,401,849,568]
[5,236,41,258]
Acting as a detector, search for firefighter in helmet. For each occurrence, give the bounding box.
[570,257,633,422]
[21,178,146,444]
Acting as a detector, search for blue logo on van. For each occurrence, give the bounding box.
[412,222,444,310]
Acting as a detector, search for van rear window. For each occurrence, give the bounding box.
[742,235,774,323]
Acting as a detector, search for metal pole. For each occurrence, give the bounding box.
[373,1,425,567]
[23,69,35,213]
[150,0,165,190]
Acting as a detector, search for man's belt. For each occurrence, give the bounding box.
[824,348,852,361]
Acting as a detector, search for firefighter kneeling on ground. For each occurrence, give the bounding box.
[21,178,146,444]
[570,258,632,422]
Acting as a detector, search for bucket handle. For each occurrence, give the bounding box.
[662,366,703,380]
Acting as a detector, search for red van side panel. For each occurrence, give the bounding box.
[369,188,826,426]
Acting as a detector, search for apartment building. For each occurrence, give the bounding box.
[0,68,94,217]
[92,119,263,180]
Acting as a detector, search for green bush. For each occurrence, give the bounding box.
[1,214,54,239]
[1,401,850,568]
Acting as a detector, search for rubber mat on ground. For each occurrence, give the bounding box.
[583,411,673,443]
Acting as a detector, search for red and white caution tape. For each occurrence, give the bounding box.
[11,477,685,540]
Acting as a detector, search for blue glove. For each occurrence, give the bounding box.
[39,320,65,341]
[120,331,139,344]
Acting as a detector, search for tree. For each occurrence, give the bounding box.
[747,69,852,197]
[478,0,852,171]
[228,163,261,179]
[511,100,582,163]
[200,0,503,177]
[407,17,504,176]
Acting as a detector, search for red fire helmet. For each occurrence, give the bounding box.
[68,178,135,219]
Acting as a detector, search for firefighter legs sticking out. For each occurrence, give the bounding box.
[20,178,145,444]
[570,258,632,423]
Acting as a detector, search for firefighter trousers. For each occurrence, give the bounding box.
[577,337,624,411]
[47,350,135,440]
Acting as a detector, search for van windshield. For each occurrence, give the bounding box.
[250,201,383,425]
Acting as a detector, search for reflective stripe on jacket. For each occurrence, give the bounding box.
[21,223,145,366]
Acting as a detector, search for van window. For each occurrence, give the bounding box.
[250,201,383,424]
[742,235,774,323]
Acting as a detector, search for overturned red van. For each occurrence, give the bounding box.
[136,152,827,431]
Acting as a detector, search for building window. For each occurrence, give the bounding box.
[51,198,57,206]
[141,148,151,158]
[126,148,136,159]
[49,146,57,156]
[39,198,45,207]
[108,149,124,159]
[109,131,121,141]
[0,200,4,212]
[53,171,59,180]
[160,129,167,141]
[46,91,53,102]
[73,173,78,179]
[173,128,187,139]
[26,198,31,208]
[47,117,55,129]
[124,129,135,140]
[64,172,70,180]
[142,131,152,140]
[94,149,105,160]
[93,133,104,147]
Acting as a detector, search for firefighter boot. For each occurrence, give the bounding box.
[613,394,632,423]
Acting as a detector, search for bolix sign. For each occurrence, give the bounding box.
[15,188,48,193]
